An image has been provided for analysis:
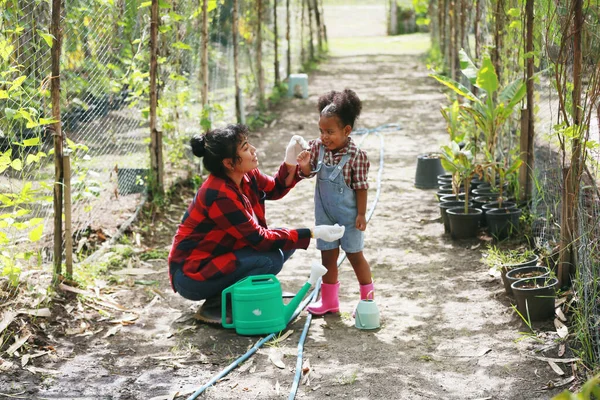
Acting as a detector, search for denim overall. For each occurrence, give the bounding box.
[314,144,364,253]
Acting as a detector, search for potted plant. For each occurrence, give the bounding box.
[441,141,483,239]
[482,246,539,295]
[511,275,558,321]
[431,50,527,188]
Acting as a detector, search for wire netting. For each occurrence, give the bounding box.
[0,0,310,336]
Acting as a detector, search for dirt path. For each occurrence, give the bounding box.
[2,34,568,400]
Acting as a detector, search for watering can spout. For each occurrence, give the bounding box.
[284,262,328,322]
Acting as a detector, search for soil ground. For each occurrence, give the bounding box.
[1,6,573,400]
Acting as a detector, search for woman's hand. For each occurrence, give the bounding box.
[284,135,308,165]
[355,214,367,231]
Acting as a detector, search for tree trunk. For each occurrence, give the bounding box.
[559,0,584,288]
[312,0,322,52]
[201,0,209,108]
[286,0,291,77]
[319,0,327,45]
[307,0,315,60]
[389,0,398,35]
[51,0,63,279]
[149,0,164,197]
[519,0,535,201]
[449,1,455,80]
[493,0,504,84]
[474,0,480,60]
[274,0,280,86]
[233,0,243,123]
[300,0,305,65]
[257,0,265,107]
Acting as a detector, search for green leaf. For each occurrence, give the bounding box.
[38,117,58,125]
[430,74,477,102]
[458,49,478,85]
[0,90,7,99]
[23,137,40,147]
[4,108,17,119]
[138,1,151,8]
[158,0,170,8]
[507,8,520,17]
[9,76,27,92]
[10,159,22,170]
[476,56,498,95]
[29,224,44,242]
[172,41,192,50]
[38,32,55,48]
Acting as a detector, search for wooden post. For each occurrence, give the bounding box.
[274,0,280,87]
[233,0,243,123]
[519,109,529,201]
[474,0,480,60]
[306,0,314,61]
[493,0,504,84]
[300,0,305,66]
[257,0,265,108]
[312,0,322,53]
[51,0,63,279]
[201,0,209,108]
[448,1,455,80]
[149,0,164,196]
[63,155,73,277]
[389,0,397,35]
[318,0,327,46]
[286,0,291,78]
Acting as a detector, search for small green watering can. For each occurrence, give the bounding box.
[355,291,380,330]
[222,262,327,335]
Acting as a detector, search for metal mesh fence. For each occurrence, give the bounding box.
[0,0,309,337]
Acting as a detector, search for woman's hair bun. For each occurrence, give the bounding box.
[190,134,206,158]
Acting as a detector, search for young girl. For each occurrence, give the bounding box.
[297,89,373,315]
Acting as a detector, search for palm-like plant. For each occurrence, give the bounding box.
[440,141,483,214]
[431,50,527,187]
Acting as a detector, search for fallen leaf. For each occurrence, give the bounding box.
[6,333,31,355]
[269,330,294,345]
[17,308,51,318]
[275,380,280,394]
[558,343,566,357]
[269,349,285,369]
[555,307,567,322]
[109,313,139,325]
[103,325,121,338]
[0,311,17,335]
[25,366,59,375]
[114,267,160,276]
[238,359,254,373]
[554,319,568,339]
[21,354,30,367]
[548,361,565,376]
[527,355,579,363]
[544,375,575,390]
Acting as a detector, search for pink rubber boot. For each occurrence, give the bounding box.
[307,282,340,316]
[353,282,374,317]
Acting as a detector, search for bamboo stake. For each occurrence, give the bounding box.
[63,155,72,277]
[149,0,164,196]
[286,0,291,78]
[51,0,63,279]
[274,0,280,86]
[257,0,265,108]
[233,0,243,123]
[521,0,535,201]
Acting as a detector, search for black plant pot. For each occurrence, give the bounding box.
[486,207,522,240]
[415,154,446,189]
[481,201,517,212]
[440,193,467,202]
[500,254,539,295]
[511,277,558,321]
[439,184,465,192]
[472,188,498,197]
[446,207,483,239]
[439,201,473,234]
[435,189,454,201]
[505,266,550,291]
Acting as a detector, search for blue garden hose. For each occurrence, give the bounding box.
[186,123,399,400]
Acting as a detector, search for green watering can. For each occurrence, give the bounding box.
[222,262,327,335]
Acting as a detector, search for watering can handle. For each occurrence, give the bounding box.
[221,286,234,328]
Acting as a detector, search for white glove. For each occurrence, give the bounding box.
[284,135,308,165]
[313,224,345,242]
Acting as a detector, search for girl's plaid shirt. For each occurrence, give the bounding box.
[168,162,311,285]
[301,136,370,189]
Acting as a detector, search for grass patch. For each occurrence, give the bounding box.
[329,33,430,57]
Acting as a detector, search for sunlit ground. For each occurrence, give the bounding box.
[329,33,431,57]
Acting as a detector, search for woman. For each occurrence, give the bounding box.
[168,124,344,324]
